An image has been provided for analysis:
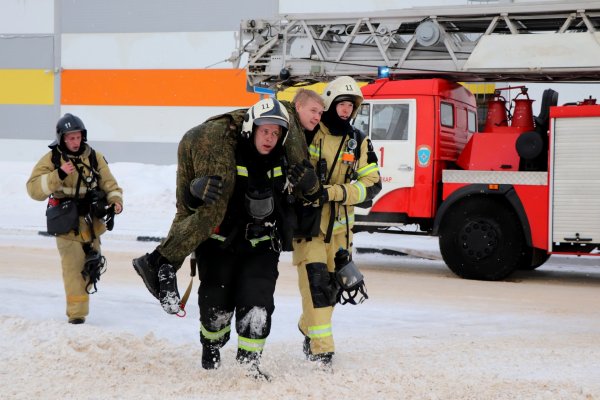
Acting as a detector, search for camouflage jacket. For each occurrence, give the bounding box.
[158,104,311,265]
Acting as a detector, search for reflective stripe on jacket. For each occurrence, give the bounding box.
[26,144,123,241]
[309,123,380,235]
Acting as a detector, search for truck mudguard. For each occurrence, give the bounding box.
[432,184,532,247]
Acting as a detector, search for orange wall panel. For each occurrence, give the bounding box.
[61,69,259,107]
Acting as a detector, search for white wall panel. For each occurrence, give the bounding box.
[0,0,54,34]
[60,105,239,143]
[279,0,546,14]
[62,32,238,69]
[60,0,278,33]
[279,0,464,14]
[0,139,55,162]
[0,137,176,164]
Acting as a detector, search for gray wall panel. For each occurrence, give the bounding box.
[89,141,178,165]
[61,0,278,33]
[0,36,55,69]
[0,106,56,140]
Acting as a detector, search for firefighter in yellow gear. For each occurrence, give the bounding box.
[290,76,381,367]
[26,114,123,324]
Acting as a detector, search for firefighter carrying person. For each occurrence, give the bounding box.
[194,98,299,380]
[26,113,123,325]
[131,91,323,315]
[288,76,382,369]
[131,93,323,379]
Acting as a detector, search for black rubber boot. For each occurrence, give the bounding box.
[68,318,85,325]
[201,345,221,370]
[236,349,271,381]
[158,264,181,314]
[132,251,163,299]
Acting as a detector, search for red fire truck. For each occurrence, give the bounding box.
[353,78,599,280]
[236,3,600,280]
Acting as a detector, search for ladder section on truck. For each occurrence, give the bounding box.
[236,2,600,88]
[550,116,600,251]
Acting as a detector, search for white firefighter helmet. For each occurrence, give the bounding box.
[322,76,364,119]
[241,97,290,144]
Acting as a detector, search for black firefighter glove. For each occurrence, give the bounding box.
[289,160,319,195]
[189,176,223,206]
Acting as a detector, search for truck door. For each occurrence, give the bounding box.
[353,100,417,205]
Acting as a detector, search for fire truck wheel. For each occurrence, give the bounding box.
[438,196,526,281]
[518,247,551,271]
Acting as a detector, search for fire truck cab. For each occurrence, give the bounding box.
[354,77,600,280]
[353,78,477,232]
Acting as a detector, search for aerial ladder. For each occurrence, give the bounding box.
[233,1,600,90]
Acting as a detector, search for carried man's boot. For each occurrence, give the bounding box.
[158,263,181,314]
[132,250,166,299]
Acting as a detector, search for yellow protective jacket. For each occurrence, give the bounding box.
[26,144,123,242]
[308,123,380,236]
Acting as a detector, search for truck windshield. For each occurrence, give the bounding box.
[354,103,410,141]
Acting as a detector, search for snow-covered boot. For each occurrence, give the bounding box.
[309,352,334,372]
[132,251,165,299]
[158,263,181,314]
[201,345,221,370]
[236,349,271,381]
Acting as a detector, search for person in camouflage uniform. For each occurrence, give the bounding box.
[132,92,323,314]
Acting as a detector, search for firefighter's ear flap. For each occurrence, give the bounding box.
[241,110,253,138]
[365,138,378,164]
[366,138,374,152]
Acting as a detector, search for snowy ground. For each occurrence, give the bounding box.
[2,161,600,399]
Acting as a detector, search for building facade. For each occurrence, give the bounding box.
[1,0,277,164]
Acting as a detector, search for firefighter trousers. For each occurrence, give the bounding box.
[56,237,100,320]
[293,231,352,355]
[196,239,280,355]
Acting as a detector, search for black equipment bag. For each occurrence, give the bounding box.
[46,200,79,235]
[293,203,321,239]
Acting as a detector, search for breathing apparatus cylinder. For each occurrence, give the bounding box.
[333,247,368,305]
